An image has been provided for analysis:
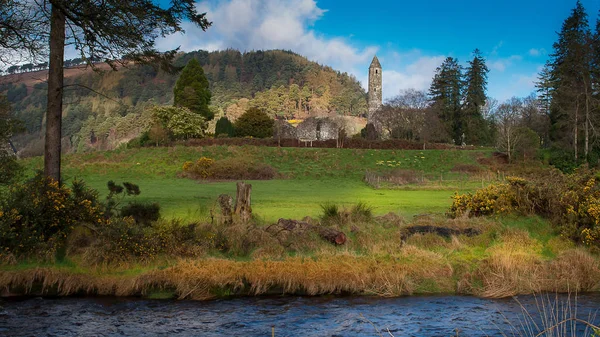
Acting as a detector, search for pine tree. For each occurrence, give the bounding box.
[535,63,555,117]
[429,57,463,145]
[174,58,213,121]
[215,116,235,137]
[547,0,592,161]
[463,49,490,144]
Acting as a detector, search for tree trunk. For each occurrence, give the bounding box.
[44,4,66,182]
[585,84,590,161]
[217,194,234,225]
[234,182,252,223]
[574,100,579,161]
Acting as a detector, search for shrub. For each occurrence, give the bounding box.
[215,116,235,137]
[0,174,103,260]
[320,202,341,224]
[152,105,207,140]
[234,107,274,138]
[120,202,160,225]
[448,169,600,249]
[182,156,276,180]
[82,216,159,265]
[0,153,21,185]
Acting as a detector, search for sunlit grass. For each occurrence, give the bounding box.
[21,145,493,221]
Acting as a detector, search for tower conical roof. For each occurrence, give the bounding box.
[370,55,381,68]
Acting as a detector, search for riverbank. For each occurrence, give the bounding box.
[2,216,599,300]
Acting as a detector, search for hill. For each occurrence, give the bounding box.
[0,49,367,155]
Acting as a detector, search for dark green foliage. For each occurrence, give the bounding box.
[174,58,213,120]
[429,57,463,144]
[0,153,22,185]
[105,181,142,218]
[547,148,579,173]
[234,107,274,138]
[215,116,235,137]
[0,174,103,260]
[120,202,160,225]
[545,1,593,161]
[463,49,492,145]
[0,94,24,184]
[514,127,541,161]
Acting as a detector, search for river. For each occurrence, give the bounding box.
[0,294,599,336]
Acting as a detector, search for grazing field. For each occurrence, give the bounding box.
[24,146,493,221]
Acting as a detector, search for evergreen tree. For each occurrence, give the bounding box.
[535,63,555,117]
[215,116,235,137]
[174,58,213,121]
[429,57,463,145]
[234,108,274,138]
[547,0,592,161]
[463,49,491,144]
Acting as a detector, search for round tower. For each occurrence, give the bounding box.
[368,55,382,122]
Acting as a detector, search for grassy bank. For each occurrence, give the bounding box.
[5,145,599,300]
[1,215,599,299]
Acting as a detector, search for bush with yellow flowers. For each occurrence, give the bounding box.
[0,173,103,261]
[448,168,600,249]
[448,181,517,218]
[182,156,215,179]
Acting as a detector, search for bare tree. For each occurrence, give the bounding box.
[495,98,523,162]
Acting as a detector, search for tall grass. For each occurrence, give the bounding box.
[500,294,600,337]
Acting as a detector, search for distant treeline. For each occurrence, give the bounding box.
[0,57,102,75]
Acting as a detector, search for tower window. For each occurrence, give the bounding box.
[375,69,378,74]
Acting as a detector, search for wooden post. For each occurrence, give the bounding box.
[234,182,252,223]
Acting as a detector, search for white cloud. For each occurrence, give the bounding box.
[380,55,445,99]
[156,0,376,71]
[528,48,546,57]
[489,55,523,72]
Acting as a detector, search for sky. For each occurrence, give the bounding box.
[155,0,600,102]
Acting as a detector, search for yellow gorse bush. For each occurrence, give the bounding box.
[0,174,104,260]
[448,170,600,248]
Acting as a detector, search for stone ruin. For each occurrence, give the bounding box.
[295,117,340,142]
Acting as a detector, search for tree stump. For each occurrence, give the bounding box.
[217,194,233,225]
[234,182,252,223]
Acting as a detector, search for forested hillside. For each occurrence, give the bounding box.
[0,49,367,154]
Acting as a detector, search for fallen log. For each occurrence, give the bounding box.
[266,218,347,245]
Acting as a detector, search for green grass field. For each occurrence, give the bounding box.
[23,145,494,222]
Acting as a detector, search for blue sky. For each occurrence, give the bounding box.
[156,0,600,102]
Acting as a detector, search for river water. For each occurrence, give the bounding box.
[0,294,598,336]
